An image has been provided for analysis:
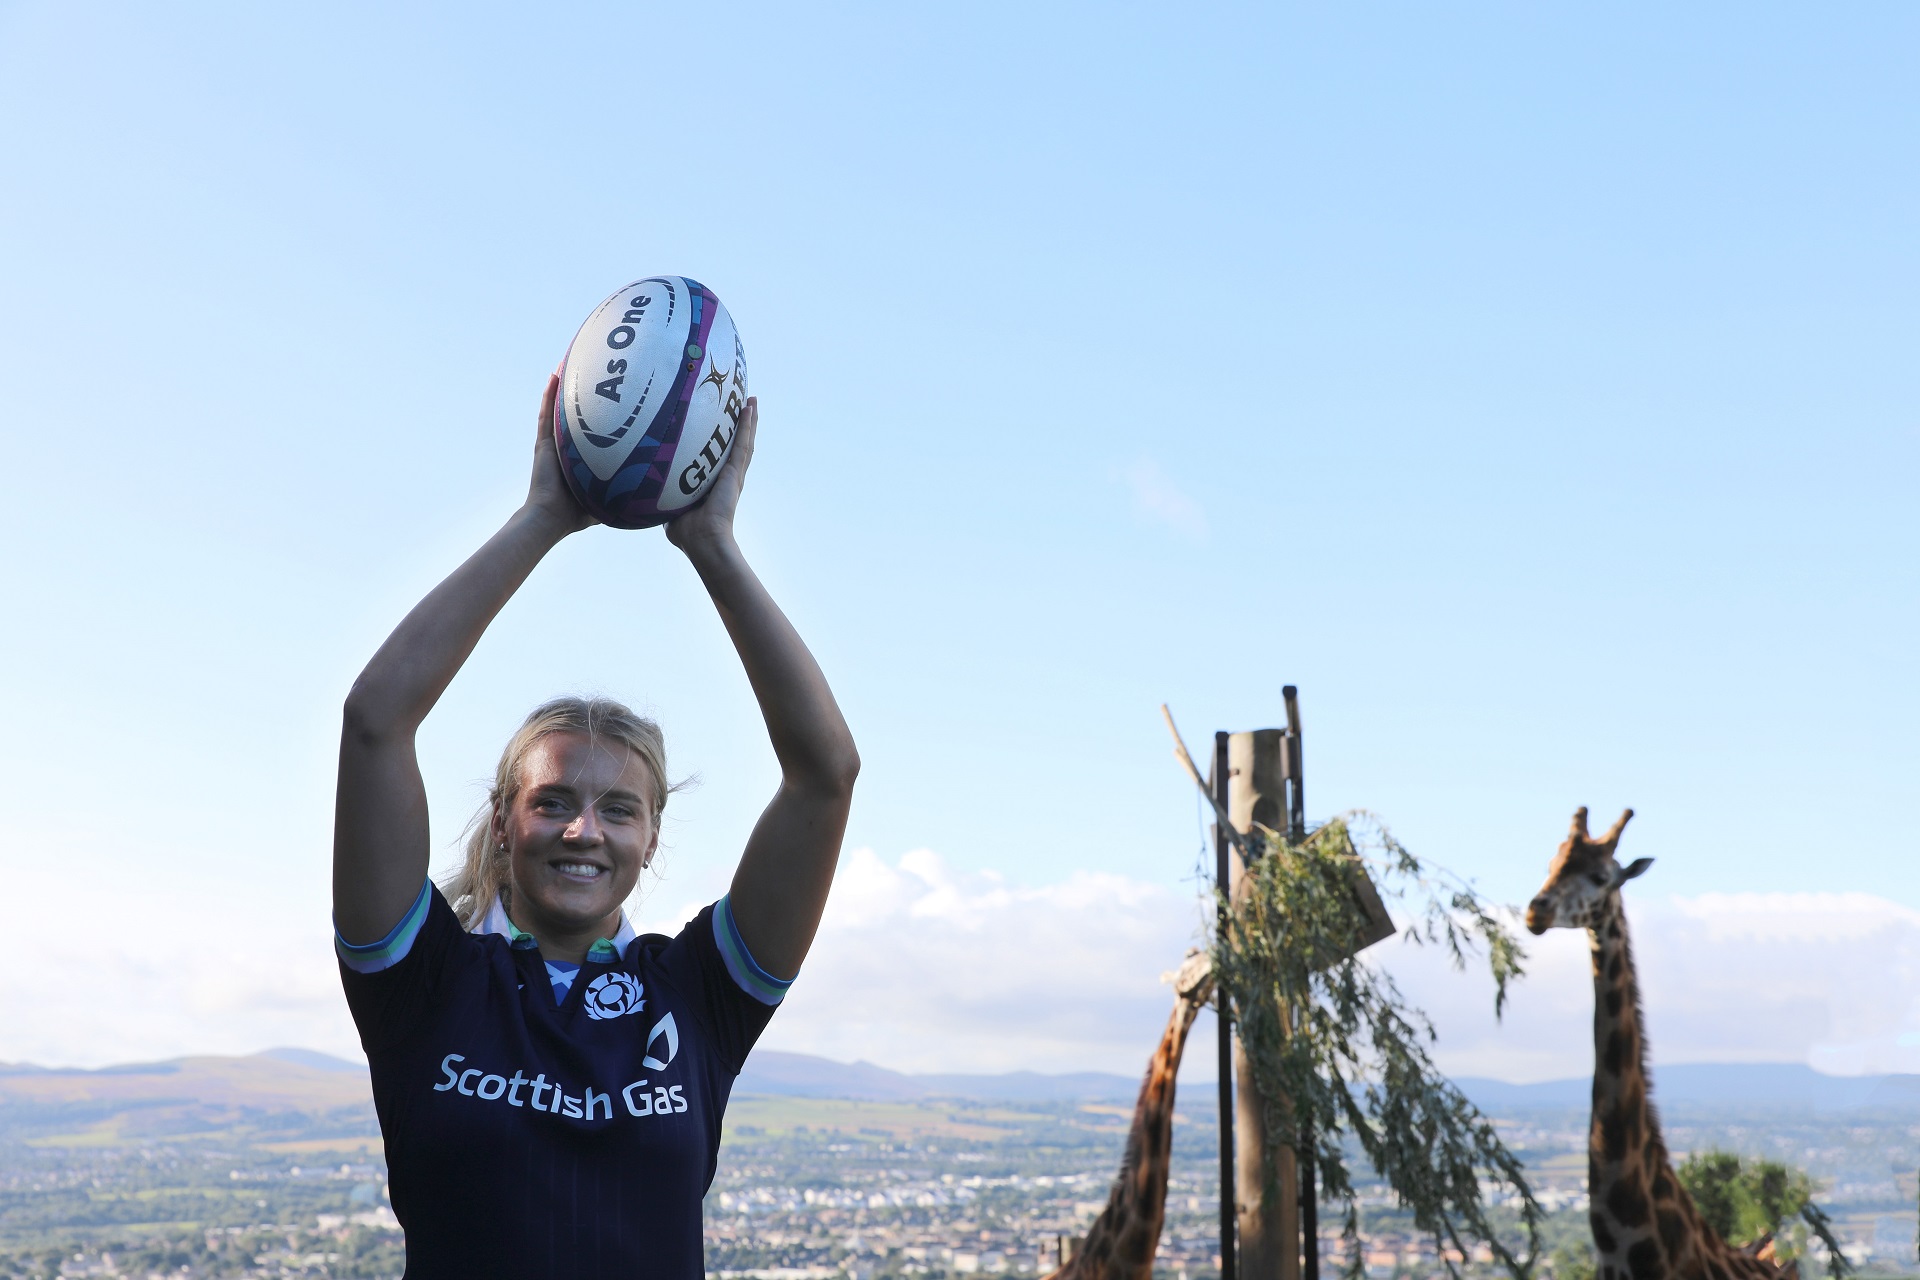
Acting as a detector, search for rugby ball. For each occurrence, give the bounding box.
[553,277,747,529]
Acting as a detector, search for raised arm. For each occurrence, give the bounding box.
[333,375,590,944]
[666,399,860,980]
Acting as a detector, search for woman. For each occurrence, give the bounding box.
[332,376,858,1278]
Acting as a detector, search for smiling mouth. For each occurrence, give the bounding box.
[552,861,608,881]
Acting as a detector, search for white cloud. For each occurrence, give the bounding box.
[3,896,357,1068]
[10,850,1920,1087]
[1121,459,1208,541]
[1389,890,1920,1082]
[759,848,1209,1074]
[768,866,1920,1083]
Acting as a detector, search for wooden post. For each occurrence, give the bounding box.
[1212,734,1237,1280]
[1229,730,1298,1280]
[1164,695,1377,1280]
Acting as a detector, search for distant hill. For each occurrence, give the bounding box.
[0,1049,1145,1115]
[0,1050,370,1111]
[1454,1062,1920,1114]
[5,1050,1918,1119]
[0,1049,376,1147]
[735,1051,1143,1102]
[258,1047,371,1074]
[738,1054,1920,1112]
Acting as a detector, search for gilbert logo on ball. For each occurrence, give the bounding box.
[554,276,747,529]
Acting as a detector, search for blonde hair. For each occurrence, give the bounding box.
[442,696,672,929]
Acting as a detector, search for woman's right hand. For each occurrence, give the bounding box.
[526,373,597,535]
[337,372,595,943]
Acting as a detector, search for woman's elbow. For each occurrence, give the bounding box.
[340,681,408,750]
[835,742,862,792]
[807,738,861,799]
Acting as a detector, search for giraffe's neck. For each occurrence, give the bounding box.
[1587,896,1731,1280]
[1051,996,1202,1280]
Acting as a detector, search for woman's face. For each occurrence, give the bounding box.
[494,730,659,941]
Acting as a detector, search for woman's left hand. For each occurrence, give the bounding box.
[661,390,855,980]
[664,397,756,555]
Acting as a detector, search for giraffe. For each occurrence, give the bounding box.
[1046,948,1216,1280]
[1526,808,1794,1280]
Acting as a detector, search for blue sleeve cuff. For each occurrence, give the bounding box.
[712,894,794,1006]
[335,879,433,974]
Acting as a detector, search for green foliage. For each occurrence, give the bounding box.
[1676,1149,1852,1278]
[1547,1240,1598,1280]
[1209,812,1541,1280]
[1532,1205,1602,1280]
[1680,1151,1807,1248]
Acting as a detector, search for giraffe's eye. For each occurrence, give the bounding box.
[1589,872,1609,886]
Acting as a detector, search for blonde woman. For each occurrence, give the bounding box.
[332,377,857,1278]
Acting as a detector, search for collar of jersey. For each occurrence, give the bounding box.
[476,896,635,963]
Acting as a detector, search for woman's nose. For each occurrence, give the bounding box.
[565,808,603,842]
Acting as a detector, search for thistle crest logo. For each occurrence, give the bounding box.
[583,972,645,1021]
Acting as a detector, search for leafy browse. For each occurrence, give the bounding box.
[1208,812,1539,1280]
[1677,1150,1853,1278]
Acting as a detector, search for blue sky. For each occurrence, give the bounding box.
[1,2,1914,1072]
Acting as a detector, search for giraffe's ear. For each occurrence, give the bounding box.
[1616,857,1654,885]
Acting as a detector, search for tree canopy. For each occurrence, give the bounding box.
[1676,1150,1851,1278]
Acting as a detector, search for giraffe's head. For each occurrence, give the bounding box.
[1162,948,1216,1008]
[1525,807,1651,935]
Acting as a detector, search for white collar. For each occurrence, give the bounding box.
[475,895,636,960]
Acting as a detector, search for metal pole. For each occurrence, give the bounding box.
[1281,687,1304,842]
[1281,687,1316,1280]
[1214,731,1236,1280]
[1300,1127,1317,1280]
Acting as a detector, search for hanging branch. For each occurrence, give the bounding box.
[1800,1203,1854,1279]
[1210,813,1540,1280]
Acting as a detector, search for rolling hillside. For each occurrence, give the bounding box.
[8,1048,1919,1122]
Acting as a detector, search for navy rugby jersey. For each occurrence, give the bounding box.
[336,883,790,1279]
